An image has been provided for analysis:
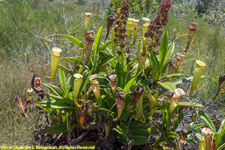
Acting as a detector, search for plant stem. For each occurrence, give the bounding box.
[150,117,171,146]
[119,45,125,69]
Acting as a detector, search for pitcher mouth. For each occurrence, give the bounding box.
[74,73,83,79]
[89,74,97,80]
[85,13,91,16]
[52,47,62,57]
[86,31,94,41]
[196,60,206,67]
[109,74,117,80]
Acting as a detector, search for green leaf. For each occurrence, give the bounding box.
[62,57,82,64]
[96,56,116,72]
[105,47,114,56]
[120,124,129,134]
[167,131,179,139]
[160,73,184,80]
[62,114,67,123]
[160,42,175,74]
[47,94,72,102]
[65,87,71,98]
[158,82,175,91]
[79,71,91,95]
[213,133,222,149]
[199,110,216,133]
[57,64,73,75]
[115,63,125,88]
[130,135,149,145]
[40,100,73,109]
[44,124,68,134]
[46,94,64,101]
[195,133,204,141]
[159,31,168,67]
[174,76,193,85]
[218,118,225,135]
[151,126,159,134]
[96,72,106,79]
[118,111,133,121]
[94,25,104,54]
[125,55,138,72]
[99,40,112,50]
[112,125,124,135]
[128,121,144,128]
[100,50,111,58]
[186,137,197,143]
[67,123,77,140]
[123,77,137,93]
[129,127,149,137]
[44,83,64,97]
[152,52,160,71]
[217,143,225,150]
[187,123,205,134]
[161,108,167,126]
[66,35,85,48]
[114,131,149,145]
[173,112,184,131]
[34,101,53,114]
[177,102,204,108]
[59,68,66,92]
[67,76,71,88]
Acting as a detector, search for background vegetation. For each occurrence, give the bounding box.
[0,0,224,146]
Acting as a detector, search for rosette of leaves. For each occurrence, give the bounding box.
[29,1,215,148]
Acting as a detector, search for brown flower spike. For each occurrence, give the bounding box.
[127,86,145,111]
[114,92,126,121]
[114,0,130,49]
[15,97,28,118]
[146,0,172,48]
